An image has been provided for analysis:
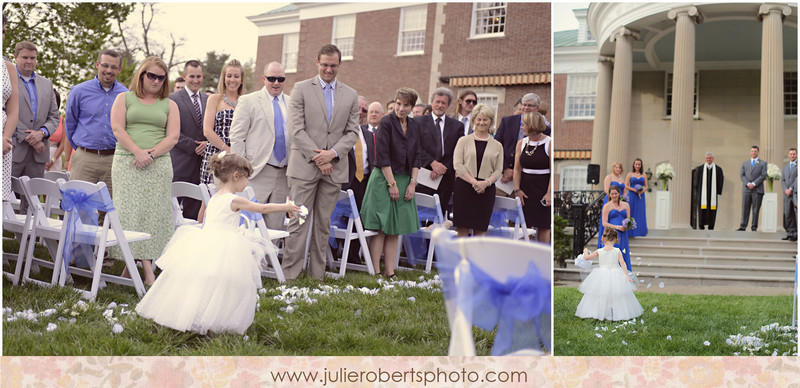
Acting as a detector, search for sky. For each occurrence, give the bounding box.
[552,2,590,32]
[121,2,289,76]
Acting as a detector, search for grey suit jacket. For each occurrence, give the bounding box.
[230,88,291,178]
[14,73,58,163]
[169,89,208,178]
[781,161,797,198]
[286,77,359,184]
[740,158,768,194]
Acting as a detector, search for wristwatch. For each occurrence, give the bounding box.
[148,152,155,160]
[387,181,397,188]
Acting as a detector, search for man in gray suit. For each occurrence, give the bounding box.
[12,41,58,186]
[285,44,360,280]
[738,145,768,231]
[230,62,291,231]
[781,148,797,241]
[169,60,208,220]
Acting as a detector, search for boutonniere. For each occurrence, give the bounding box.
[755,160,760,165]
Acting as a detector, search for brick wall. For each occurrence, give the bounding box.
[554,73,593,150]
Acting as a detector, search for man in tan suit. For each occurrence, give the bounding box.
[285,44,360,280]
[230,62,291,230]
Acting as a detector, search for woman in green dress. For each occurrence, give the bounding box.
[110,56,180,285]
[360,88,422,279]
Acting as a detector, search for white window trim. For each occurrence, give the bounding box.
[332,15,356,61]
[560,165,591,191]
[282,33,299,74]
[397,5,427,56]
[664,72,700,119]
[564,73,597,120]
[469,2,507,39]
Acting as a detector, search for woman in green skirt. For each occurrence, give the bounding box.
[360,88,422,279]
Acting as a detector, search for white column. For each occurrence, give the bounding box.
[606,28,638,173]
[667,6,702,229]
[591,56,613,178]
[758,4,791,166]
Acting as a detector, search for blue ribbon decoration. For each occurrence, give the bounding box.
[60,187,115,274]
[436,236,551,355]
[486,208,522,238]
[329,196,359,249]
[239,196,263,226]
[405,206,443,266]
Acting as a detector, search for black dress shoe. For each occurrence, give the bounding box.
[782,236,791,240]
[751,228,757,232]
[736,228,746,231]
[790,236,798,241]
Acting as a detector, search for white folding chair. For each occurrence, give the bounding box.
[324,189,377,278]
[235,186,288,283]
[16,177,68,288]
[433,229,551,356]
[488,196,536,241]
[171,181,211,230]
[44,170,70,181]
[2,177,35,285]
[48,180,150,300]
[397,193,454,273]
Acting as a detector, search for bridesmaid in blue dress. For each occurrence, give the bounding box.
[597,162,626,250]
[602,185,632,272]
[625,158,648,237]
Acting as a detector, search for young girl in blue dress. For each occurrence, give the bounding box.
[136,152,299,335]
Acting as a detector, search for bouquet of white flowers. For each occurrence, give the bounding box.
[766,163,781,192]
[655,163,674,191]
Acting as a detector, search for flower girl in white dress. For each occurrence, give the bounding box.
[136,152,300,335]
[575,228,644,321]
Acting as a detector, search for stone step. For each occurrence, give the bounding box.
[628,236,797,250]
[555,268,795,288]
[565,259,794,279]
[626,244,794,258]
[622,253,795,267]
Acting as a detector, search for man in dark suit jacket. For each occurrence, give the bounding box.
[12,41,58,190]
[169,60,208,220]
[738,145,768,231]
[344,101,380,208]
[415,87,463,213]
[691,152,724,230]
[494,92,551,195]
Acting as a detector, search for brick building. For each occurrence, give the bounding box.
[246,2,551,122]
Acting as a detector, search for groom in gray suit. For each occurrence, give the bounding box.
[11,41,58,182]
[738,145,768,231]
[230,62,291,231]
[781,148,797,240]
[284,44,360,280]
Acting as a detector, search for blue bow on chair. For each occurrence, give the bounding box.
[60,187,115,274]
[436,239,551,355]
[406,206,442,266]
[486,208,520,238]
[239,197,263,226]
[329,196,358,249]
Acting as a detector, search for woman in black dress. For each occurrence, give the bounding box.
[452,104,504,237]
[512,111,551,243]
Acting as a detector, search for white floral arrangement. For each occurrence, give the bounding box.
[766,163,781,192]
[655,163,674,190]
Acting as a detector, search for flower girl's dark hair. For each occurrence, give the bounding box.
[602,228,618,243]
[209,152,253,183]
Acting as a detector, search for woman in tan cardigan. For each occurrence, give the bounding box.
[452,104,504,237]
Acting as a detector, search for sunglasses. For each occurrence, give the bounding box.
[265,76,286,83]
[361,108,368,114]
[464,99,477,105]
[144,72,166,82]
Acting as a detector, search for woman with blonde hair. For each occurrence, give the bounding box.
[200,59,244,186]
[110,56,180,285]
[597,161,626,249]
[452,89,477,136]
[452,103,504,237]
[512,111,552,243]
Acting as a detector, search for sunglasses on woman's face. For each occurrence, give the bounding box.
[145,72,167,82]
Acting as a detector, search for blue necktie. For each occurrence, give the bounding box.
[273,96,286,163]
[791,162,795,172]
[324,84,333,122]
[752,160,755,167]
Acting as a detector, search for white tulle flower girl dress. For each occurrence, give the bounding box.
[575,246,644,321]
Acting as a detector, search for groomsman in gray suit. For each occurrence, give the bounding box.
[169,60,208,220]
[738,145,768,231]
[781,148,797,241]
[284,44,360,280]
[230,62,291,231]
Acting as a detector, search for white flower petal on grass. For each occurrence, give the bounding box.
[407,297,416,302]
[601,326,608,331]
[354,309,362,318]
[107,302,117,309]
[772,349,778,356]
[112,324,123,334]
[652,306,658,313]
[40,309,57,317]
[595,326,599,331]
[612,329,617,333]
[285,306,295,314]
[659,282,664,288]
[726,338,733,345]
[46,323,57,332]
[704,341,711,346]
[733,352,740,356]
[622,340,628,345]
[666,335,672,340]
[243,335,249,341]
[595,333,602,338]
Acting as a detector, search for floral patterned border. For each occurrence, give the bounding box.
[2,356,799,387]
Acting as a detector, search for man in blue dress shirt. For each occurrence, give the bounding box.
[65,49,128,194]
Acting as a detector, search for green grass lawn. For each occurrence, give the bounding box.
[554,287,798,356]
[2,239,495,356]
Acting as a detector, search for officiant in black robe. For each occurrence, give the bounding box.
[691,152,724,229]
